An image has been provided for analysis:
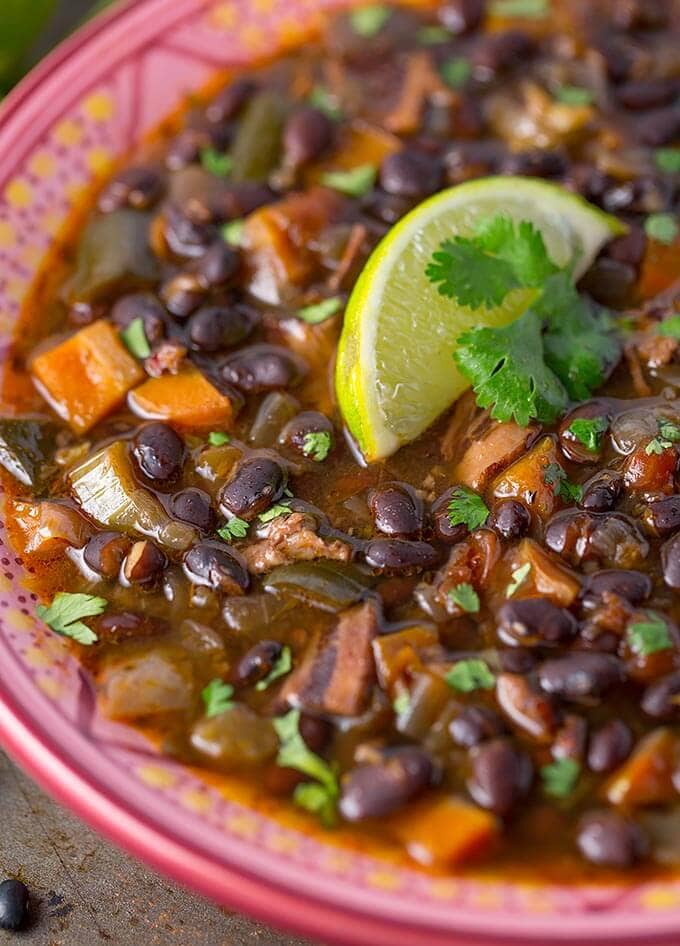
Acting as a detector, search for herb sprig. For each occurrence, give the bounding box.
[274,709,339,826]
[37,592,107,645]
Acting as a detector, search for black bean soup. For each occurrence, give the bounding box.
[3,0,680,880]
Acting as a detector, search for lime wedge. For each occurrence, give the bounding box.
[335,176,626,462]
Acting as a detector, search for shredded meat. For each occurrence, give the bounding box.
[637,333,678,368]
[243,512,351,574]
[144,340,187,377]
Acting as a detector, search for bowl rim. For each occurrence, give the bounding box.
[0,3,680,945]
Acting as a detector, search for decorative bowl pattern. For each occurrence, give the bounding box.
[0,2,679,944]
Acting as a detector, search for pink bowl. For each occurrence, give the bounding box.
[0,2,679,943]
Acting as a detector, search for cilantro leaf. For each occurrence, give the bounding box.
[447,487,489,531]
[658,418,680,443]
[308,86,343,122]
[627,613,673,657]
[274,709,338,826]
[293,782,337,826]
[349,4,391,37]
[255,645,292,691]
[554,85,593,106]
[208,431,231,446]
[446,659,496,693]
[658,315,680,340]
[440,57,471,89]
[393,691,411,716]
[543,463,582,503]
[566,416,608,452]
[320,164,376,197]
[258,501,292,524]
[297,297,343,324]
[37,592,107,646]
[218,517,249,542]
[427,237,520,308]
[538,273,619,401]
[221,219,244,246]
[645,436,673,455]
[417,25,452,44]
[474,216,558,288]
[202,679,235,718]
[506,562,531,597]
[302,431,332,462]
[455,310,568,426]
[655,149,680,174]
[541,757,580,798]
[645,213,678,246]
[489,0,549,16]
[120,317,151,359]
[201,147,232,177]
[448,583,480,613]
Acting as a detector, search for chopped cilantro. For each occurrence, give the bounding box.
[37,592,106,646]
[658,418,680,443]
[221,219,244,246]
[120,317,151,359]
[417,25,452,44]
[349,4,391,37]
[275,709,338,826]
[258,501,292,523]
[201,147,232,177]
[218,517,249,542]
[645,436,673,455]
[393,692,411,716]
[627,613,673,657]
[320,163,377,197]
[567,416,608,452]
[446,659,496,693]
[655,149,680,174]
[208,431,231,446]
[302,431,332,462]
[256,645,292,691]
[658,315,680,340]
[489,0,549,16]
[308,86,343,122]
[554,85,593,106]
[202,679,235,718]
[543,463,582,503]
[448,583,480,614]
[541,757,580,798]
[645,213,678,246]
[506,562,531,598]
[297,297,343,324]
[440,57,471,89]
[447,486,489,532]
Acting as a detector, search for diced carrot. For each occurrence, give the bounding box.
[31,321,143,434]
[372,625,439,692]
[605,728,679,807]
[128,365,233,428]
[309,119,400,179]
[454,421,540,491]
[12,499,93,560]
[386,794,499,868]
[492,435,563,522]
[500,538,581,607]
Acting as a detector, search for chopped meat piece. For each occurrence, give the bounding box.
[453,420,540,491]
[243,512,351,574]
[279,600,379,716]
[637,333,677,369]
[420,529,500,618]
[492,436,565,522]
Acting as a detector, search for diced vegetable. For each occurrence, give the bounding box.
[501,539,581,607]
[12,499,93,560]
[31,321,144,434]
[264,561,374,612]
[230,91,286,182]
[68,440,196,551]
[396,671,453,740]
[98,648,195,720]
[66,210,160,303]
[0,417,57,490]
[493,436,565,521]
[373,625,439,691]
[190,704,278,768]
[605,728,679,807]
[453,421,539,492]
[128,365,233,428]
[310,119,400,180]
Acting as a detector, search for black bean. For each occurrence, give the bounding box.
[588,720,633,774]
[213,182,274,220]
[538,653,625,700]
[98,166,163,213]
[123,540,167,585]
[450,706,506,748]
[638,107,680,147]
[221,344,305,393]
[641,671,680,719]
[566,164,614,205]
[617,79,678,111]
[233,640,283,687]
[497,598,578,648]
[283,107,334,168]
[558,399,611,463]
[299,714,333,753]
[431,488,471,544]
[110,292,167,344]
[95,611,167,644]
[605,225,647,271]
[500,150,566,179]
[194,242,240,288]
[132,423,185,484]
[498,647,535,674]
[339,747,433,821]
[614,0,670,30]
[444,140,505,183]
[219,456,287,521]
[165,129,205,170]
[83,531,131,579]
[467,738,532,816]
[364,538,440,575]
[489,500,530,540]
[170,488,216,533]
[206,79,256,124]
[380,150,444,198]
[579,470,623,513]
[545,510,648,568]
[160,273,208,318]
[163,203,216,259]
[365,191,418,226]
[648,496,680,537]
[187,304,254,352]
[368,483,423,538]
[279,411,334,457]
[577,811,648,868]
[582,569,652,607]
[579,259,636,308]
[438,0,485,33]
[594,37,634,84]
[661,532,680,590]
[472,30,534,77]
[0,879,29,931]
[183,541,249,594]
